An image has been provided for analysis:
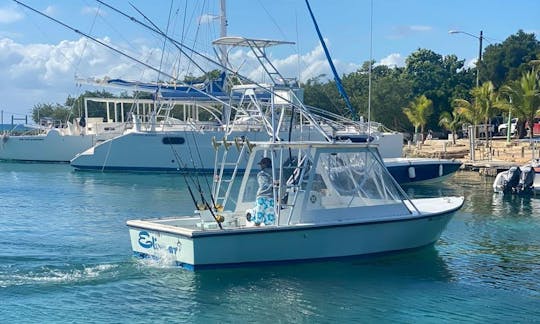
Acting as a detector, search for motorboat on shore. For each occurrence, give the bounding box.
[127,141,464,270]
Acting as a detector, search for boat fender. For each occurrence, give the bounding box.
[439,164,443,177]
[408,166,416,179]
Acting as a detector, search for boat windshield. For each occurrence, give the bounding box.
[316,150,404,206]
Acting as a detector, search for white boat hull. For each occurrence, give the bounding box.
[0,131,97,162]
[127,197,463,270]
[71,130,404,172]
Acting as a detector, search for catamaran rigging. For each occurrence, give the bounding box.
[304,0,356,120]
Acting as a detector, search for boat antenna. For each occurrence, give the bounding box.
[304,0,356,120]
[367,0,373,139]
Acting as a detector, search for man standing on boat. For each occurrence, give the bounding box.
[250,157,275,226]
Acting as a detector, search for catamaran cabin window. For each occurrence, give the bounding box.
[162,137,185,145]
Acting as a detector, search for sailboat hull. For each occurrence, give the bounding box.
[0,131,97,162]
[71,130,404,172]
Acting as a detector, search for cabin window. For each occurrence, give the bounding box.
[162,137,185,145]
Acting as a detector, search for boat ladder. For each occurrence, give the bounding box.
[245,41,288,86]
[212,137,249,210]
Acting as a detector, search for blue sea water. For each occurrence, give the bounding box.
[1,163,539,323]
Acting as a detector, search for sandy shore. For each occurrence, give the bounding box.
[403,137,540,166]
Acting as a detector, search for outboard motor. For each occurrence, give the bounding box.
[505,166,521,193]
[516,166,534,194]
[493,170,508,193]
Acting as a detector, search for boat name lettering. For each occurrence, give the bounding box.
[137,231,180,255]
[138,231,157,249]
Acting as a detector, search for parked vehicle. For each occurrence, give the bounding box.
[498,118,518,136]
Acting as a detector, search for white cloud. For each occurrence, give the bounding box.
[389,25,433,39]
[377,53,405,67]
[43,5,56,16]
[0,6,24,24]
[198,14,219,24]
[0,36,161,116]
[81,6,105,17]
[409,25,432,32]
[0,36,365,117]
[464,57,477,69]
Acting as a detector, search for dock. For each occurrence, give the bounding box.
[403,137,540,177]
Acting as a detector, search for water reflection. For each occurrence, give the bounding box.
[403,171,540,298]
[129,247,452,322]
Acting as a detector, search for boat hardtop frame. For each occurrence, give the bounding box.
[128,140,463,234]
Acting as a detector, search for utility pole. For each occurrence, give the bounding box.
[476,30,483,87]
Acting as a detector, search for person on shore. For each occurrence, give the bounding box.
[248,157,275,226]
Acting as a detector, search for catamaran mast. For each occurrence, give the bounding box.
[219,0,228,68]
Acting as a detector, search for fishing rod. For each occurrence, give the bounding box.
[124,1,223,214]
[11,0,225,228]
[95,0,331,140]
[126,1,208,76]
[12,0,242,116]
[131,0,220,210]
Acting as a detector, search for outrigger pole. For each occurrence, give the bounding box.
[95,0,331,140]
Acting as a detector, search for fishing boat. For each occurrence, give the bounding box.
[127,140,464,270]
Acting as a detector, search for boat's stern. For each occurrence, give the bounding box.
[127,219,197,268]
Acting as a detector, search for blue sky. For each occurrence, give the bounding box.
[0,0,538,119]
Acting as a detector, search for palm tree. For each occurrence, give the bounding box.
[403,95,433,143]
[501,68,540,141]
[452,98,483,139]
[472,81,500,140]
[439,108,462,145]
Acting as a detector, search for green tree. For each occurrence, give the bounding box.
[31,103,71,124]
[480,30,540,87]
[500,68,540,141]
[403,49,473,131]
[302,75,342,116]
[402,95,433,142]
[452,97,482,138]
[472,81,501,139]
[341,62,413,130]
[438,107,463,144]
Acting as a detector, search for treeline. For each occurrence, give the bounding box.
[301,30,540,136]
[31,90,153,124]
[33,30,538,138]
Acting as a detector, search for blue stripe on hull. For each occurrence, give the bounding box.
[387,163,462,184]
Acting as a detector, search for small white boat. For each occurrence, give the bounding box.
[0,98,126,162]
[127,141,464,270]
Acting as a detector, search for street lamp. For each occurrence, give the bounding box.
[448,30,483,87]
[449,30,484,162]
